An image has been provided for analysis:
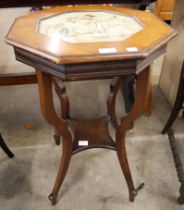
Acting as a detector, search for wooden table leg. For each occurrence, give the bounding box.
[116,66,151,201]
[36,70,73,205]
[36,66,150,205]
[0,133,14,158]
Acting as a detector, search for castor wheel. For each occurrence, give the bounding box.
[48,192,57,205]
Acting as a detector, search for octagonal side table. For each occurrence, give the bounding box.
[5,5,176,205]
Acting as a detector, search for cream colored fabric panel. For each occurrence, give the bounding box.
[159,0,184,105]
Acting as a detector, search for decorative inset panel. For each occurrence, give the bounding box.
[38,11,144,43]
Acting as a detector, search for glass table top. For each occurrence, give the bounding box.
[38,10,144,43]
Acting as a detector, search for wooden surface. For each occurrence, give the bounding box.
[5,5,176,65]
[155,0,175,20]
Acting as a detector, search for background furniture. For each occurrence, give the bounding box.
[159,0,184,204]
[155,0,175,21]
[0,133,14,158]
[162,62,184,134]
[159,0,184,108]
[162,61,184,205]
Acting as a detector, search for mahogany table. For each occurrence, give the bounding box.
[0,1,155,158]
[5,5,176,205]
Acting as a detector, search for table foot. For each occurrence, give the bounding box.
[129,183,144,201]
[48,192,57,205]
[0,133,14,158]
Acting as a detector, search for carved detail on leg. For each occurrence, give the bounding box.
[107,77,121,127]
[162,62,184,134]
[0,133,14,158]
[36,70,73,205]
[52,76,70,145]
[116,66,151,201]
[52,76,70,120]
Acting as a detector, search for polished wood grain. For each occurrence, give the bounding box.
[0,72,36,86]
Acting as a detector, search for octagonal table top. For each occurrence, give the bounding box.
[5,5,176,64]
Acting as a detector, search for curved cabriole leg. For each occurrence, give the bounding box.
[162,62,184,134]
[116,130,140,201]
[48,137,72,205]
[36,70,72,205]
[116,66,151,202]
[0,133,14,158]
